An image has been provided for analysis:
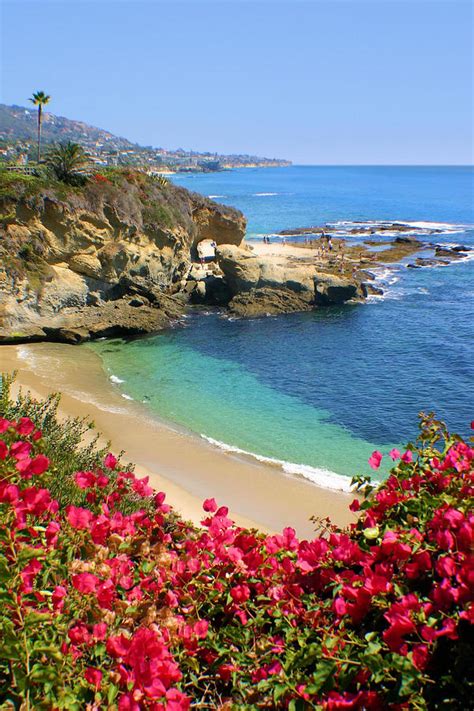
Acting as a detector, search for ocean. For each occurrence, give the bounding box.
[88,166,474,491]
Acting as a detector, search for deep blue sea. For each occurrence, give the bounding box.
[89,166,474,491]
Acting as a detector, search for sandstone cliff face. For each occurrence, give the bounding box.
[0,172,246,341]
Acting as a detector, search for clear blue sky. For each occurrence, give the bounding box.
[1,0,472,164]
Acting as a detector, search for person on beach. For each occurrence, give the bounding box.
[327,236,333,252]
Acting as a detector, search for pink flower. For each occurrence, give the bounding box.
[66,505,94,530]
[72,572,100,594]
[104,453,117,469]
[230,584,250,603]
[368,451,383,470]
[10,440,32,460]
[15,454,50,478]
[68,622,91,646]
[22,486,55,515]
[45,521,61,547]
[155,491,166,506]
[0,418,12,433]
[401,450,413,463]
[20,559,42,593]
[85,667,102,690]
[93,622,108,640]
[412,644,430,671]
[52,585,67,611]
[194,619,209,639]
[0,440,7,460]
[106,634,130,658]
[74,471,96,489]
[389,448,401,461]
[16,417,35,436]
[132,476,153,497]
[203,497,218,512]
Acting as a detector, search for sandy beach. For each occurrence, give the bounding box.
[0,342,357,538]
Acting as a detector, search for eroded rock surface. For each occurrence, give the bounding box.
[217,244,366,317]
[0,173,245,341]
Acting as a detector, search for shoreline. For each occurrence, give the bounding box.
[1,343,357,538]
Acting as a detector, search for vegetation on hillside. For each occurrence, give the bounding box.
[0,103,291,172]
[0,166,208,288]
[44,141,89,185]
[0,375,472,709]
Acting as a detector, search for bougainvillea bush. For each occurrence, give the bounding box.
[0,386,472,709]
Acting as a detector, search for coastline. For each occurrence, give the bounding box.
[0,342,357,538]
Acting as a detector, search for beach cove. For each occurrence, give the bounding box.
[1,342,357,537]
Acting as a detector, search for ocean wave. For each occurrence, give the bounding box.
[328,219,471,239]
[110,374,125,384]
[201,435,354,492]
[67,389,130,415]
[121,393,134,401]
[402,220,472,232]
[371,266,400,286]
[253,192,278,197]
[207,194,226,198]
[17,346,35,363]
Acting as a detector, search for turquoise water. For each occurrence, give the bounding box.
[89,166,474,490]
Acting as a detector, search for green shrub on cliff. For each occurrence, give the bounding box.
[45,141,89,185]
[0,374,147,515]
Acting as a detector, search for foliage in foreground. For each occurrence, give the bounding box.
[0,390,472,709]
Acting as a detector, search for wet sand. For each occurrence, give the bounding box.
[0,343,357,538]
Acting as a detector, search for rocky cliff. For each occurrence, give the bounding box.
[0,170,246,342]
[0,170,381,344]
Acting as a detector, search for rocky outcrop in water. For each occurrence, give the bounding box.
[216,244,366,317]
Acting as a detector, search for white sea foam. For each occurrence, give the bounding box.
[121,393,134,401]
[328,219,471,238]
[253,192,278,196]
[17,346,34,362]
[207,195,226,199]
[67,389,130,415]
[110,374,125,384]
[201,435,354,492]
[402,221,471,232]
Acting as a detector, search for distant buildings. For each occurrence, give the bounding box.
[0,103,291,173]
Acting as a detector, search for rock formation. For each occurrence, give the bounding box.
[0,172,245,342]
[216,244,366,317]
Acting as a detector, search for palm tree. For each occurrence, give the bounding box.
[29,90,51,163]
[45,142,89,184]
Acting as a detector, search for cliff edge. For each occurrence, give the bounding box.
[0,170,246,342]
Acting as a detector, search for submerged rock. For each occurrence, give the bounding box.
[434,246,467,259]
[228,287,313,317]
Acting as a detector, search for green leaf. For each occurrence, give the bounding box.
[311,660,337,692]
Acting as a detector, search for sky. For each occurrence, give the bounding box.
[0,0,472,164]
